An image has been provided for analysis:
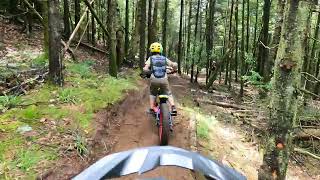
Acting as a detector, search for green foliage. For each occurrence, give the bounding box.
[31,54,48,68]
[0,95,22,111]
[68,60,95,78]
[244,52,256,70]
[58,88,77,104]
[20,105,41,122]
[0,60,137,178]
[0,137,23,161]
[13,146,57,173]
[73,131,88,157]
[243,70,263,85]
[243,71,272,90]
[197,120,210,139]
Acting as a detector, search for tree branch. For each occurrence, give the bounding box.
[301,72,320,83]
[298,87,320,98]
[294,148,320,160]
[83,0,110,38]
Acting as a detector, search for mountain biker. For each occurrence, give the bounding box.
[143,42,177,115]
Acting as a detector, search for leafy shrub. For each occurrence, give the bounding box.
[58,88,77,104]
[243,70,263,85]
[68,60,95,78]
[0,95,21,111]
[31,54,48,67]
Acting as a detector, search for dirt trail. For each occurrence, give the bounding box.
[108,75,195,179]
[44,76,195,180]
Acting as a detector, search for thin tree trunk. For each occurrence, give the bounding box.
[139,0,147,69]
[258,0,311,179]
[177,0,184,74]
[63,0,71,39]
[252,0,259,54]
[107,0,118,77]
[256,0,270,78]
[125,0,130,57]
[147,0,153,47]
[235,0,239,82]
[303,11,312,90]
[48,0,63,86]
[206,0,215,84]
[246,0,249,52]
[150,0,158,43]
[265,0,285,81]
[162,0,169,55]
[91,2,96,45]
[190,0,201,83]
[306,12,320,92]
[75,0,81,25]
[186,0,192,74]
[240,0,245,97]
[41,1,49,57]
[225,0,234,85]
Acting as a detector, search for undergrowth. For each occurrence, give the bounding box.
[0,59,138,179]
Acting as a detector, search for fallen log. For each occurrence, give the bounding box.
[294,129,320,140]
[197,98,246,110]
[2,72,48,95]
[294,148,320,161]
[78,42,108,54]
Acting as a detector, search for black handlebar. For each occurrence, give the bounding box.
[140,69,177,79]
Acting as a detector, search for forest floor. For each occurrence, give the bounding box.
[0,19,319,180]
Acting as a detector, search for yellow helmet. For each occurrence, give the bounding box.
[149,42,163,53]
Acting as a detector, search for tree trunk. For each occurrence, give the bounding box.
[307,12,320,91]
[48,0,63,86]
[107,0,118,77]
[252,0,259,54]
[225,0,234,85]
[313,13,320,79]
[256,0,271,78]
[116,30,124,69]
[190,0,201,83]
[235,0,239,82]
[91,2,96,45]
[139,0,147,69]
[150,0,158,44]
[63,0,71,39]
[240,0,245,97]
[303,11,312,90]
[177,0,184,74]
[147,0,153,47]
[128,0,141,62]
[8,0,18,15]
[206,0,215,84]
[258,0,311,179]
[246,0,249,52]
[162,0,169,55]
[125,0,130,57]
[265,0,285,81]
[41,1,49,58]
[75,0,81,25]
[185,0,192,74]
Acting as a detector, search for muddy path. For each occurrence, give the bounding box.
[44,76,195,180]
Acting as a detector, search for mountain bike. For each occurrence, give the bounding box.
[140,69,176,146]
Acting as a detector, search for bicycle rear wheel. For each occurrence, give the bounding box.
[159,103,170,145]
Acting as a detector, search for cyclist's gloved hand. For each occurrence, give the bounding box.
[140,71,152,78]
